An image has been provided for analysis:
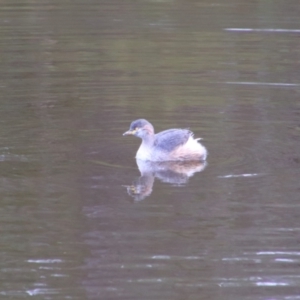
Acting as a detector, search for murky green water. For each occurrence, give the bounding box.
[1,1,300,299]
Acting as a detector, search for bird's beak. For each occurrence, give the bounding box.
[123,129,136,136]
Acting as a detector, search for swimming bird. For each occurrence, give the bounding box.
[123,119,207,161]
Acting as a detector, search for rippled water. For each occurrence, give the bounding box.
[1,1,300,299]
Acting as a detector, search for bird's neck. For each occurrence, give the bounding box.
[141,133,155,146]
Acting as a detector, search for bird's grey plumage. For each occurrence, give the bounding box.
[154,129,192,152]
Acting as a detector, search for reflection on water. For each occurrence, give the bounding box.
[124,159,207,201]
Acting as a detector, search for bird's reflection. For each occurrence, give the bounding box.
[124,159,207,201]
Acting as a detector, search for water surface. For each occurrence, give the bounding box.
[1,1,300,299]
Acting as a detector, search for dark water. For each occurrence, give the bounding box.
[1,1,300,299]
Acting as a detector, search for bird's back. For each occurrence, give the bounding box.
[154,129,192,152]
